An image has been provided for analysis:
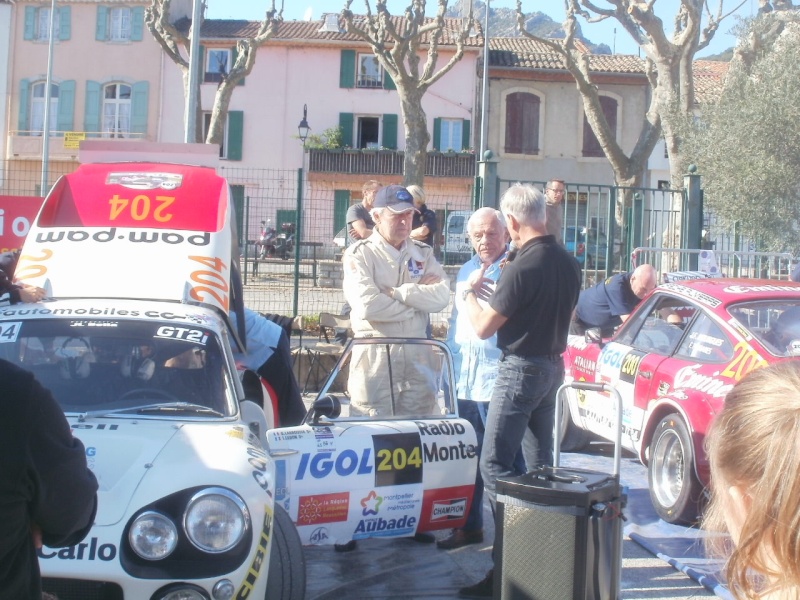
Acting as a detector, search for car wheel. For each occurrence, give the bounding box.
[559,394,590,452]
[647,414,703,525]
[266,504,306,600]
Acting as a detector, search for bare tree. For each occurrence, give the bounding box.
[547,0,746,188]
[145,0,283,144]
[514,1,661,197]
[341,0,476,186]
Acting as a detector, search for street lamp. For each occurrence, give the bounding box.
[292,104,310,316]
[298,104,310,145]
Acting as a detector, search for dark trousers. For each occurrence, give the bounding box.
[258,330,306,426]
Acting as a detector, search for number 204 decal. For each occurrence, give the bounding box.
[188,255,229,311]
[373,433,424,487]
[0,322,21,343]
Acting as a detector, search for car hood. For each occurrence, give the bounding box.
[70,419,182,526]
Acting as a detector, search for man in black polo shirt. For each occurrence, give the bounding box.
[572,264,657,337]
[458,183,581,598]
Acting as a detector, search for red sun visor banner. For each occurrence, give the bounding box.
[0,195,46,252]
[35,163,228,232]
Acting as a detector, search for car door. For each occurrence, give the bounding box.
[578,294,691,453]
[267,338,478,546]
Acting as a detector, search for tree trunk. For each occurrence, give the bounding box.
[397,88,430,187]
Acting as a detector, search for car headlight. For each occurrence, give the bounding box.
[129,511,178,560]
[184,488,249,553]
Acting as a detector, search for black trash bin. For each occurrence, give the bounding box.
[494,381,626,600]
[495,467,625,600]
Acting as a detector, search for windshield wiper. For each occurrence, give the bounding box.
[78,403,223,420]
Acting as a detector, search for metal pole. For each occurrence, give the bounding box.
[478,0,490,159]
[184,0,203,143]
[292,164,303,318]
[40,0,57,196]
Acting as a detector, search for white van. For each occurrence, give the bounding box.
[441,210,473,264]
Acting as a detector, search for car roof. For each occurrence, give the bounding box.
[659,278,800,308]
[15,160,247,349]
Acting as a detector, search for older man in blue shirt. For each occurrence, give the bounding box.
[440,207,524,550]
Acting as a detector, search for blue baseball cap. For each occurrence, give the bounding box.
[373,185,416,213]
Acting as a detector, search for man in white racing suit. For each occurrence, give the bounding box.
[342,184,450,418]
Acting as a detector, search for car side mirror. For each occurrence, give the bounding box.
[585,328,604,347]
[306,395,342,425]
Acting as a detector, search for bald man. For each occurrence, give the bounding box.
[571,264,657,337]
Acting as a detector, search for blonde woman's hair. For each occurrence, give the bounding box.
[406,184,426,205]
[705,360,800,599]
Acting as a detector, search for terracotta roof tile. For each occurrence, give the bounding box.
[195,14,483,47]
[488,37,645,74]
[693,60,729,104]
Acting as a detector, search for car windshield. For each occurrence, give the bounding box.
[728,300,800,357]
[0,319,236,416]
[314,338,457,421]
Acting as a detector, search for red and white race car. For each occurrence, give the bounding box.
[562,278,800,524]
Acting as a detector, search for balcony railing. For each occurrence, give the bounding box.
[308,149,477,178]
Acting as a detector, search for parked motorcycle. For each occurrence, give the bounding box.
[255,221,278,259]
[274,222,295,260]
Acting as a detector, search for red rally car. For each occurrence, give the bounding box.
[561,278,800,524]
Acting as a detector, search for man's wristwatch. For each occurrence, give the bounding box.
[462,288,477,301]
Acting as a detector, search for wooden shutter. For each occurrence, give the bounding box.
[131,7,144,41]
[383,69,396,90]
[95,6,108,40]
[339,113,354,147]
[84,81,101,137]
[583,96,617,158]
[131,81,149,136]
[339,50,355,89]
[58,6,71,40]
[381,114,398,149]
[433,117,442,151]
[334,190,350,234]
[461,119,471,150]
[505,92,539,154]
[227,111,244,160]
[24,7,35,40]
[57,80,76,134]
[18,79,30,134]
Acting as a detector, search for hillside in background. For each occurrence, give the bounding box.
[448,1,730,59]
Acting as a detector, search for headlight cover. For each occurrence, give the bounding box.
[184,487,250,553]
[129,511,178,560]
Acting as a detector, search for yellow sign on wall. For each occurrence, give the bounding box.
[64,131,86,149]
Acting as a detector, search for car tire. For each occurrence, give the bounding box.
[266,503,306,600]
[647,414,703,525]
[559,395,590,452]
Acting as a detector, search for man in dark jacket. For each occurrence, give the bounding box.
[0,359,98,599]
[0,250,46,306]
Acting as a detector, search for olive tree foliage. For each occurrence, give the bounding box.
[681,12,800,252]
[341,0,476,186]
[145,0,283,144]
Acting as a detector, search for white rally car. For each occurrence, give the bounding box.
[11,161,304,600]
[11,157,477,598]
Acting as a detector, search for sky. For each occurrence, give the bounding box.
[205,0,760,58]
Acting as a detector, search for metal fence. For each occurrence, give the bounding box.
[1,158,790,334]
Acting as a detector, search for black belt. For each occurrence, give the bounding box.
[500,351,562,361]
